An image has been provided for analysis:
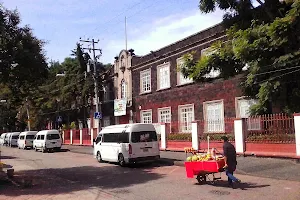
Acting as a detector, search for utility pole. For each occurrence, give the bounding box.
[79,38,102,132]
[26,98,31,131]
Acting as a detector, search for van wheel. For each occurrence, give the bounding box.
[34,146,38,151]
[118,154,126,167]
[42,147,47,153]
[96,152,102,163]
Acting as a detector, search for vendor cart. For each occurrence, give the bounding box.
[184,159,225,184]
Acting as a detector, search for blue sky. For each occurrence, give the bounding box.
[2,0,224,64]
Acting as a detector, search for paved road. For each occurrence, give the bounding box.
[64,145,300,182]
[1,146,300,200]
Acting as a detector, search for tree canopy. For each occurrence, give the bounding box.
[182,0,300,114]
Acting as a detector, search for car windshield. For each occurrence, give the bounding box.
[26,135,35,139]
[46,134,60,140]
[131,131,157,143]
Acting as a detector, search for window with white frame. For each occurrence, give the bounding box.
[103,116,110,127]
[201,48,220,78]
[158,107,171,123]
[140,69,151,93]
[141,110,152,123]
[236,98,260,130]
[121,79,127,99]
[177,57,193,85]
[204,100,224,133]
[179,105,194,132]
[157,63,170,90]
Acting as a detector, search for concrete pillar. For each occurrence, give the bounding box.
[160,124,166,150]
[192,122,199,150]
[90,128,94,146]
[80,129,83,145]
[70,130,73,145]
[62,131,65,143]
[234,118,246,154]
[294,114,300,156]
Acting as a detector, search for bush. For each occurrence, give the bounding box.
[200,133,235,141]
[167,133,192,141]
[246,134,295,142]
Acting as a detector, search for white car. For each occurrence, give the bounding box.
[33,130,62,153]
[93,123,160,166]
[18,131,38,149]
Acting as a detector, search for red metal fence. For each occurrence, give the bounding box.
[72,129,80,144]
[63,130,70,144]
[82,128,91,145]
[245,114,295,143]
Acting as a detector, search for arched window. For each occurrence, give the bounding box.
[121,79,127,99]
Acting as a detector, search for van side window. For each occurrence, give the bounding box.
[41,135,45,140]
[37,135,41,140]
[131,131,158,143]
[103,133,118,143]
[19,135,25,140]
[119,132,129,143]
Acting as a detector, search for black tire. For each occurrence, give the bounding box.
[96,151,102,163]
[56,147,61,152]
[196,174,207,184]
[118,153,126,167]
[42,146,47,153]
[34,146,38,152]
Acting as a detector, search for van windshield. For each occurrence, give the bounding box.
[12,135,19,139]
[47,134,60,140]
[26,135,35,140]
[131,131,157,143]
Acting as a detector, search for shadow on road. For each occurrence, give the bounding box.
[0,163,165,197]
[0,155,18,160]
[198,180,270,190]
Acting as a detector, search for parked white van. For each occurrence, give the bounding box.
[93,123,160,166]
[9,132,21,147]
[18,131,38,149]
[4,133,12,146]
[0,133,7,145]
[33,130,62,153]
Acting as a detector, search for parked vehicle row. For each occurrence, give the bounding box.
[93,123,160,167]
[0,129,62,153]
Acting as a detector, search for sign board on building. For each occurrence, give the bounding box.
[114,99,126,116]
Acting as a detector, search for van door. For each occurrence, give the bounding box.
[130,131,159,158]
[101,133,120,162]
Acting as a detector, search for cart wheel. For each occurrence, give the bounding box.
[196,174,206,184]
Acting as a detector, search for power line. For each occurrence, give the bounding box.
[253,65,300,77]
[92,0,145,33]
[257,67,300,84]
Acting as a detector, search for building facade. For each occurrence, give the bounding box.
[113,49,135,124]
[130,23,257,133]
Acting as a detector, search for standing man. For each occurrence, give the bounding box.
[221,136,241,187]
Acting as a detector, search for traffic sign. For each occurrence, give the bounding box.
[94,112,102,119]
[57,116,62,122]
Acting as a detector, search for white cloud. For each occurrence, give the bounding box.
[102,10,224,64]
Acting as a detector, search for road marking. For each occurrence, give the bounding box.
[168,166,180,174]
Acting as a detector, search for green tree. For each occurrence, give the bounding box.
[0,5,48,130]
[182,0,300,114]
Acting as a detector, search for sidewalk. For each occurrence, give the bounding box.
[63,145,300,182]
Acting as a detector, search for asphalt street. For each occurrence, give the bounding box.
[64,145,300,182]
[1,146,300,200]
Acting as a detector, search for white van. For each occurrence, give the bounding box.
[4,133,12,146]
[33,130,62,153]
[18,131,38,149]
[9,132,21,147]
[93,123,160,166]
[0,133,7,145]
